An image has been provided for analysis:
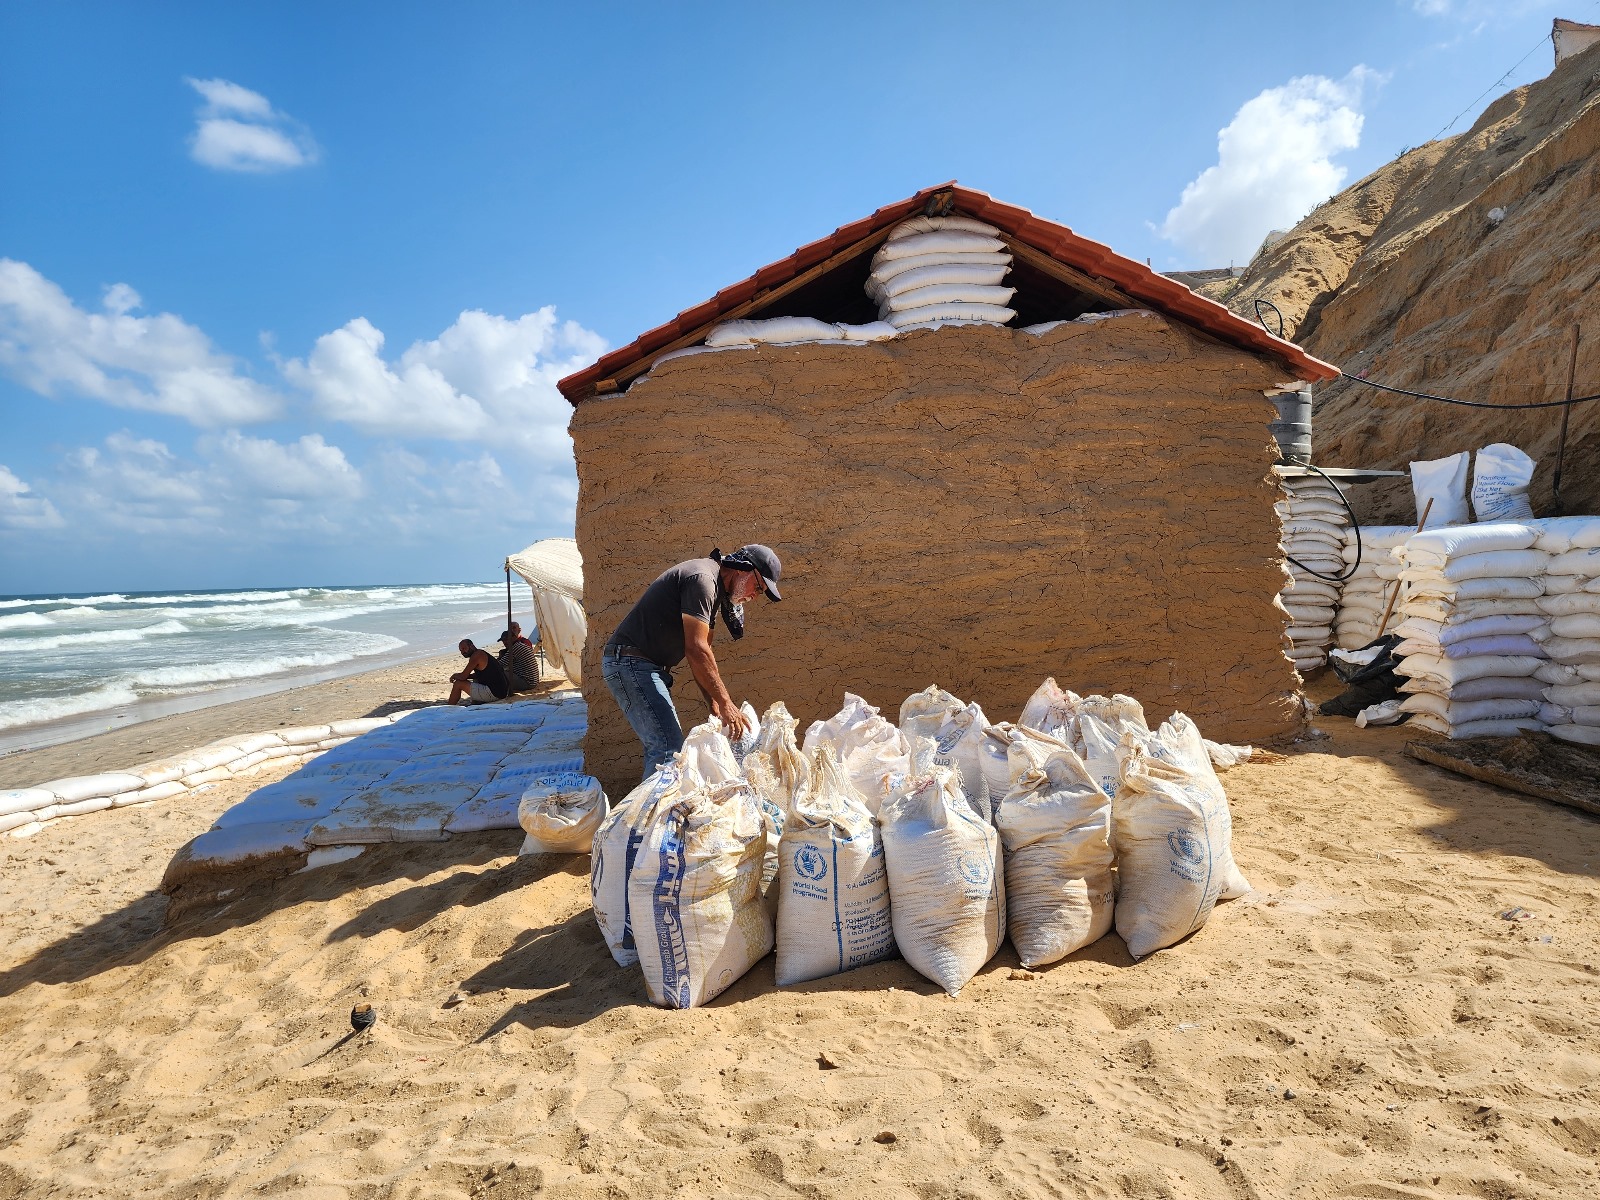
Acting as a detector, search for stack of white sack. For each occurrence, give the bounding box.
[1277,476,1353,671]
[1530,517,1600,747]
[867,216,1016,331]
[1334,526,1413,649]
[1391,523,1551,738]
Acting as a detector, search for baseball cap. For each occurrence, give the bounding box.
[728,543,782,601]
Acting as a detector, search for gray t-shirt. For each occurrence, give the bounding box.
[608,558,719,667]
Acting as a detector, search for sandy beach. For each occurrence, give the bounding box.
[2,672,1598,1199]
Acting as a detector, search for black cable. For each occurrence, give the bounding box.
[1247,300,1600,410]
[1283,462,1362,585]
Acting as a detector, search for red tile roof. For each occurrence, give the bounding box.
[558,182,1338,402]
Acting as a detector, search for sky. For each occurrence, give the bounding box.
[0,0,1589,594]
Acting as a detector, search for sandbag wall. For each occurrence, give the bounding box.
[1334,526,1413,649]
[1276,476,1353,672]
[571,318,1300,797]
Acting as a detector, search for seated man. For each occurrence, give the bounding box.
[496,628,540,693]
[506,620,535,649]
[448,639,511,705]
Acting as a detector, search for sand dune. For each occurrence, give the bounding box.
[3,695,1599,1198]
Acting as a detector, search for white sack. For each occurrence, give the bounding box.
[1547,548,1600,577]
[875,263,1010,300]
[1551,613,1600,640]
[833,321,899,342]
[1019,677,1079,739]
[1410,452,1471,527]
[40,772,146,805]
[1113,714,1249,959]
[898,685,989,819]
[1395,654,1544,686]
[885,284,1017,313]
[0,789,55,819]
[629,778,773,1009]
[1401,548,1549,584]
[880,769,1005,997]
[773,750,895,987]
[1403,522,1537,566]
[1550,724,1600,747]
[1530,516,1600,554]
[1073,694,1149,800]
[995,738,1114,968]
[1545,637,1600,664]
[887,303,1016,329]
[518,774,609,854]
[1471,444,1536,522]
[873,230,1007,263]
[706,317,843,347]
[802,694,910,815]
[885,215,1002,241]
[590,762,694,967]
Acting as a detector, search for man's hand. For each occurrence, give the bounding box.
[716,698,750,741]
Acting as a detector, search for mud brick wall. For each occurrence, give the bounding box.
[571,317,1298,795]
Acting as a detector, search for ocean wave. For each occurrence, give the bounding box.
[0,619,191,654]
[54,606,102,618]
[131,633,406,690]
[0,682,142,732]
[0,612,54,631]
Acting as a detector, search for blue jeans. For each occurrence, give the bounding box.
[602,647,685,781]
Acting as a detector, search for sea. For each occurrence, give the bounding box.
[0,582,519,752]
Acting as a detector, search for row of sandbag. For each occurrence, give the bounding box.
[865,216,1017,331]
[1387,519,1600,740]
[1333,526,1412,650]
[1278,476,1353,672]
[581,680,1250,1008]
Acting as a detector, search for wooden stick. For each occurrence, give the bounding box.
[1551,324,1581,516]
[1376,496,1434,637]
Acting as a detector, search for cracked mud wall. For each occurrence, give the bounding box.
[571,318,1300,795]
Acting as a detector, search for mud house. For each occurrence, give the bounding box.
[559,184,1338,793]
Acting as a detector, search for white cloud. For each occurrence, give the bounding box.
[0,259,282,425]
[283,308,607,461]
[58,429,363,537]
[1158,67,1379,265]
[184,77,318,173]
[0,465,63,531]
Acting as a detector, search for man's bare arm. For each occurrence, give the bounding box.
[681,615,749,738]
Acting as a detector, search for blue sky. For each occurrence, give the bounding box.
[0,0,1586,593]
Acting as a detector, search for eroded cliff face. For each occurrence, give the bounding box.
[570,317,1299,796]
[1204,41,1600,522]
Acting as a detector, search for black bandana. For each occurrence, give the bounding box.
[708,548,747,641]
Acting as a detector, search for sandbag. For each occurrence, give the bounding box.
[1552,613,1600,640]
[590,762,695,967]
[629,777,773,1009]
[1545,638,1600,664]
[880,769,1005,997]
[1072,694,1149,800]
[1019,677,1079,739]
[995,738,1114,968]
[885,215,1002,241]
[1113,713,1248,959]
[1550,724,1600,746]
[1396,653,1544,686]
[802,694,910,814]
[1548,548,1600,577]
[773,749,895,987]
[1404,522,1537,566]
[873,229,1007,263]
[1410,452,1470,527]
[875,263,1010,300]
[518,774,609,854]
[705,317,843,347]
[833,321,899,342]
[898,685,989,819]
[1471,443,1536,522]
[887,303,1016,329]
[1401,548,1549,584]
[1530,516,1600,554]
[868,250,1011,290]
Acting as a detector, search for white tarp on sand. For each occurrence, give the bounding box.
[507,537,586,686]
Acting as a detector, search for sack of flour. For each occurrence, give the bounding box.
[880,768,1005,996]
[591,721,738,965]
[1471,443,1536,523]
[518,774,609,854]
[1018,677,1079,739]
[898,685,989,820]
[1072,694,1149,799]
[629,777,774,1008]
[590,762,693,967]
[747,700,809,814]
[1410,452,1470,527]
[995,738,1114,967]
[1113,713,1249,958]
[774,749,895,986]
[803,694,910,814]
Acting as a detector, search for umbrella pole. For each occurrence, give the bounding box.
[505,563,512,638]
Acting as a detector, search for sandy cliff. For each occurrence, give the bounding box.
[1204,41,1600,521]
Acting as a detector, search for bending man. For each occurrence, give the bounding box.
[603,544,782,779]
